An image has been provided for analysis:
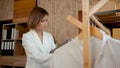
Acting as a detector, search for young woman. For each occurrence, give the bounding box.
[22,7,56,68]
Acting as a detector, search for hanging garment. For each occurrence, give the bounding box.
[50,36,84,68]
[94,30,120,68]
[50,30,120,68]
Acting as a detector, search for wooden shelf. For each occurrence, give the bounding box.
[13,56,26,67]
[0,56,26,67]
[0,56,13,66]
[94,9,120,28]
[0,23,29,68]
[13,17,28,24]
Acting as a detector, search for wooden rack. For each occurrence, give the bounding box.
[67,0,111,68]
[82,0,110,68]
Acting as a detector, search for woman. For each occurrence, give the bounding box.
[22,7,56,68]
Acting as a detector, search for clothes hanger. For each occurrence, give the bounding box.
[90,15,110,35]
[90,25,103,39]
[77,26,103,40]
[67,15,103,40]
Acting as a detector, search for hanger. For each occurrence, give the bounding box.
[90,15,110,35]
[77,26,103,40]
[90,25,103,39]
[67,15,103,40]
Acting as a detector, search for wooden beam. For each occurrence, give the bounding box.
[88,0,111,35]
[67,15,83,30]
[66,15,103,40]
[82,0,91,68]
[89,0,109,17]
[91,15,110,34]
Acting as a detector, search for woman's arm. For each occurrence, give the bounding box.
[22,34,52,66]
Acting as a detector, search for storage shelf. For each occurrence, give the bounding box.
[0,23,28,68]
[94,9,120,28]
[0,56,26,67]
[0,56,13,66]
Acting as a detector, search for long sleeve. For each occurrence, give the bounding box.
[49,34,56,50]
[22,33,52,66]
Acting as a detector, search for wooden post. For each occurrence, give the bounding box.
[82,0,91,68]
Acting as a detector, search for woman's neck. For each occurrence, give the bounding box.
[35,29,43,44]
[34,28,42,35]
[36,30,43,36]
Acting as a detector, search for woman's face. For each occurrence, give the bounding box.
[35,15,48,31]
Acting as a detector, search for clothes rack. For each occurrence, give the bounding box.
[67,0,111,68]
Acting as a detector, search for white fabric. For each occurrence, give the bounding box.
[50,31,120,68]
[50,37,84,68]
[94,30,120,68]
[22,29,56,68]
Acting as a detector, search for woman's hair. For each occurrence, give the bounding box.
[28,7,49,29]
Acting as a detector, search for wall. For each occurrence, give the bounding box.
[0,0,13,21]
[38,0,120,43]
[113,28,120,40]
[37,0,81,44]
[98,1,116,12]
[14,0,36,23]
[116,0,120,9]
[114,0,120,40]
[14,0,36,19]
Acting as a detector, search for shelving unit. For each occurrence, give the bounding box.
[0,23,29,68]
[94,9,120,37]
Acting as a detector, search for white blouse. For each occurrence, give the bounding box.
[22,29,56,68]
